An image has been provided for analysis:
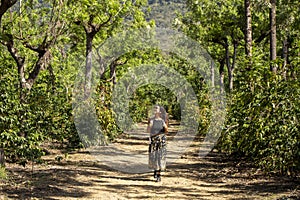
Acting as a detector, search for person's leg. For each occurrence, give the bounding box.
[156,169,161,182]
[156,141,163,182]
[154,169,157,178]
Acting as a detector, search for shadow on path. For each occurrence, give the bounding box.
[1,121,299,199]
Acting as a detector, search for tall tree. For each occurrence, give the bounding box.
[181,0,244,91]
[245,0,252,66]
[1,0,67,97]
[69,0,147,98]
[270,0,277,72]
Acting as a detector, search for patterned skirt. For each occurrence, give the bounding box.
[148,134,167,170]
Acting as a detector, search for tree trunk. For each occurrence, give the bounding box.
[219,58,225,93]
[110,62,117,85]
[84,33,95,99]
[225,40,234,92]
[230,40,238,90]
[270,0,277,73]
[0,148,4,167]
[282,36,288,80]
[95,47,106,80]
[245,0,252,67]
[210,60,215,88]
[4,34,27,102]
[81,15,111,98]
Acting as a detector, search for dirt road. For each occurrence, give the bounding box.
[1,121,299,200]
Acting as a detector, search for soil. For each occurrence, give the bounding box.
[0,121,299,200]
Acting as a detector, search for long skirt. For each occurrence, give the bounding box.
[148,134,166,171]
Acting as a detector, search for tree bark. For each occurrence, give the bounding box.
[231,40,238,90]
[210,60,215,88]
[109,58,128,86]
[245,0,252,67]
[26,50,50,89]
[225,39,234,92]
[270,0,277,73]
[0,148,4,167]
[219,58,225,93]
[110,62,117,85]
[282,36,288,80]
[81,15,112,99]
[3,34,27,101]
[84,32,95,99]
[95,46,106,80]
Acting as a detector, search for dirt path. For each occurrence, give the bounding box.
[1,121,299,200]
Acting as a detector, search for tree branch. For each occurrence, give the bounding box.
[95,14,112,32]
[2,34,28,89]
[26,50,50,87]
[0,0,17,26]
[254,30,271,44]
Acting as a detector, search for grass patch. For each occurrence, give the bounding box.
[0,166,7,180]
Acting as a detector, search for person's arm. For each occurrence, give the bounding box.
[163,121,168,133]
[165,113,169,126]
[147,119,153,133]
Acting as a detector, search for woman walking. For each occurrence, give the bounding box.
[147,105,168,182]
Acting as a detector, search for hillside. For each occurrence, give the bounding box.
[146,0,186,28]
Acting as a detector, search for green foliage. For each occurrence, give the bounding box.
[129,84,180,122]
[0,0,299,176]
[115,51,211,134]
[0,61,80,163]
[91,46,211,139]
[0,166,7,180]
[0,0,150,163]
[165,54,211,134]
[180,0,300,175]
[95,81,121,142]
[218,60,300,175]
[146,0,186,28]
